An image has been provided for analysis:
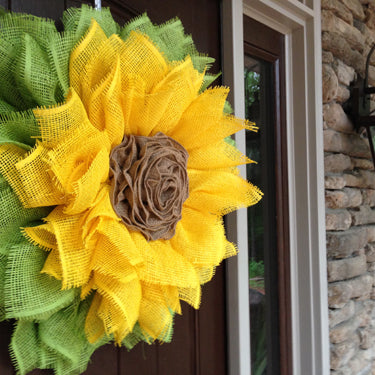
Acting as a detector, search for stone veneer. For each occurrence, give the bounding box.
[322,0,375,373]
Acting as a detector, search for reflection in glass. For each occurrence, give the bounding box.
[245,54,278,375]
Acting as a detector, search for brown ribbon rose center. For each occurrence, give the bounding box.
[109,132,189,241]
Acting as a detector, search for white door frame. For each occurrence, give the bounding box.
[223,1,330,374]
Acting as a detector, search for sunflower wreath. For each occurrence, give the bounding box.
[0,5,262,375]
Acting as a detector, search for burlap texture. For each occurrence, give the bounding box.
[0,5,262,374]
[109,132,189,241]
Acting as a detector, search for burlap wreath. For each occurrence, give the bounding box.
[0,5,262,374]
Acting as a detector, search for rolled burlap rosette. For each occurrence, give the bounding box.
[109,132,189,241]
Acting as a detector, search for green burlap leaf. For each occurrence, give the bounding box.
[0,12,57,49]
[0,110,40,147]
[10,321,40,375]
[14,34,59,107]
[63,5,119,41]
[0,13,59,110]
[0,99,15,113]
[0,39,27,109]
[40,296,110,375]
[121,14,215,75]
[46,31,77,98]
[0,188,49,255]
[11,296,111,375]
[4,236,76,321]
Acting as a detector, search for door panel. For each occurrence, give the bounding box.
[10,0,65,19]
[0,321,13,375]
[0,1,227,374]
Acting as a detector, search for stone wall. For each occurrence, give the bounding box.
[322,1,375,373]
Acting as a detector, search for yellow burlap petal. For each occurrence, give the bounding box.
[91,237,139,284]
[85,293,106,343]
[26,207,92,289]
[138,282,176,341]
[49,129,110,215]
[42,249,63,281]
[13,143,64,207]
[83,57,124,146]
[121,75,147,136]
[33,89,89,147]
[81,275,96,300]
[119,31,168,93]
[169,87,256,150]
[130,231,200,289]
[170,206,226,267]
[0,143,61,208]
[7,89,110,211]
[81,185,143,266]
[80,34,124,101]
[100,58,125,147]
[127,57,203,137]
[24,221,64,282]
[23,222,57,250]
[86,272,142,344]
[70,20,108,97]
[161,285,181,315]
[196,266,215,285]
[188,140,253,170]
[186,168,262,215]
[178,286,201,309]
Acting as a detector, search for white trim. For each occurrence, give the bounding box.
[224,0,330,374]
[223,2,252,375]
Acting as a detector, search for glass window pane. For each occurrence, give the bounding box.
[245,54,279,375]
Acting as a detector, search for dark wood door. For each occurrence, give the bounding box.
[0,1,227,374]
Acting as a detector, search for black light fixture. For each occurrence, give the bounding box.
[346,45,375,167]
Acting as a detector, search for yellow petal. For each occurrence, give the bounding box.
[178,286,201,309]
[14,143,65,207]
[70,20,108,97]
[41,249,63,281]
[41,207,92,289]
[0,142,60,211]
[23,222,57,250]
[119,31,168,93]
[81,186,143,266]
[138,282,175,341]
[188,140,253,170]
[85,293,106,343]
[130,231,200,288]
[128,57,203,137]
[170,206,226,267]
[196,266,215,285]
[121,75,147,136]
[85,57,125,146]
[80,34,124,100]
[48,125,110,215]
[170,87,251,150]
[33,89,89,147]
[91,233,139,285]
[186,168,263,215]
[94,272,142,343]
[162,285,181,315]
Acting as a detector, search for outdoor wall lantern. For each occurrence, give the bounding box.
[347,45,375,167]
